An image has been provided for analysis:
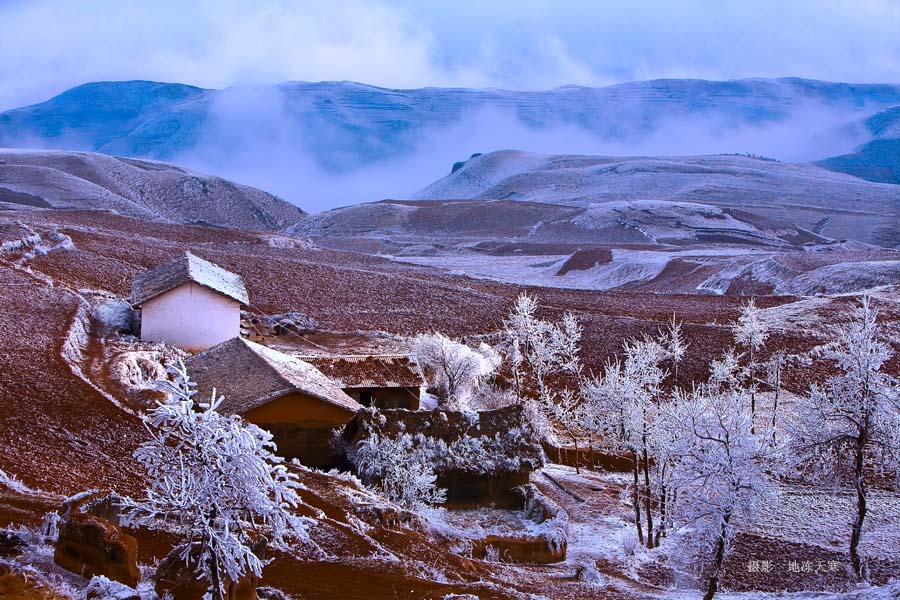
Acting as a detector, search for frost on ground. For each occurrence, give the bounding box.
[529,464,900,600]
[750,485,900,556]
[0,522,159,600]
[0,149,306,231]
[392,246,900,296]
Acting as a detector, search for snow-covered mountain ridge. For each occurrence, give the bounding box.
[2,78,900,206]
[295,151,900,296]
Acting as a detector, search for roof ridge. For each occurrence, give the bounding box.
[131,250,249,306]
[240,338,298,390]
[244,340,360,409]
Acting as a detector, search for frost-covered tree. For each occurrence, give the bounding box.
[352,432,447,510]
[122,362,312,600]
[412,333,500,409]
[661,313,688,389]
[766,351,785,440]
[731,299,769,432]
[709,348,742,392]
[667,386,776,600]
[581,336,669,548]
[788,298,900,579]
[469,383,517,411]
[503,293,583,440]
[546,387,588,474]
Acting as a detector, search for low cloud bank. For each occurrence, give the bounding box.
[172,85,871,212]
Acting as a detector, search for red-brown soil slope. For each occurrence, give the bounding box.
[1,208,898,599]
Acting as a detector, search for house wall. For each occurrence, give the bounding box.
[347,387,420,410]
[245,392,357,468]
[139,282,241,352]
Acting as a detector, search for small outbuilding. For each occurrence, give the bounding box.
[131,252,248,352]
[297,354,426,410]
[185,337,361,468]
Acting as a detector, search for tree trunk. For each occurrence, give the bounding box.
[655,481,667,547]
[572,434,581,475]
[749,346,756,435]
[208,546,224,600]
[631,452,644,547]
[589,439,595,471]
[704,511,732,600]
[205,506,225,600]
[513,368,523,403]
[642,446,654,548]
[770,358,781,443]
[850,431,868,580]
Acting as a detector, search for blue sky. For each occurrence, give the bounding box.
[1,0,900,110]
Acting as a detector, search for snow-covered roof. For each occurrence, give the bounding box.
[130,251,249,306]
[185,338,361,415]
[295,354,427,389]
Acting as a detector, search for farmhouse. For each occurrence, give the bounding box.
[185,337,362,468]
[298,354,426,410]
[131,252,247,352]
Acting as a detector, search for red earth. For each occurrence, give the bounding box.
[1,208,898,599]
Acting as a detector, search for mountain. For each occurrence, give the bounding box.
[0,149,306,231]
[414,151,900,247]
[292,151,900,296]
[819,105,900,184]
[4,78,900,178]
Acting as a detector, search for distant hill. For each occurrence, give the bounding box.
[413,151,900,247]
[819,105,900,184]
[0,149,306,231]
[4,78,900,177]
[292,152,900,296]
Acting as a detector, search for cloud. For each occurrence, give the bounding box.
[2,0,900,112]
[0,0,468,111]
[169,84,871,212]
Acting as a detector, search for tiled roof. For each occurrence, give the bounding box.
[131,251,249,306]
[296,354,427,389]
[185,337,361,415]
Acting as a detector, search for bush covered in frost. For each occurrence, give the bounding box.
[353,433,446,510]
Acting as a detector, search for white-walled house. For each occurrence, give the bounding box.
[130,252,249,352]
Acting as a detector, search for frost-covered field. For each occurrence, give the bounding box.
[751,486,900,556]
[390,247,900,296]
[391,247,759,290]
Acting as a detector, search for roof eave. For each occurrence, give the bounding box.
[131,282,249,307]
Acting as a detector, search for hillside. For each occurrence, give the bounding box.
[0,149,306,231]
[2,206,899,599]
[414,151,900,247]
[819,105,900,184]
[0,207,789,493]
[294,152,900,296]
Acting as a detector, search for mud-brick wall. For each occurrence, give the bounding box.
[246,392,356,468]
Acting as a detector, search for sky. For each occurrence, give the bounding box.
[2,0,900,111]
